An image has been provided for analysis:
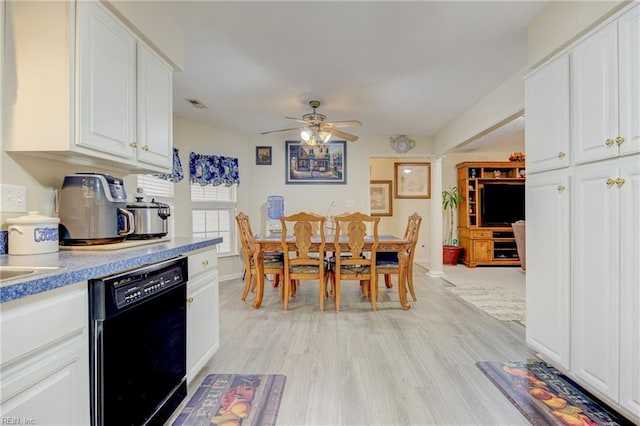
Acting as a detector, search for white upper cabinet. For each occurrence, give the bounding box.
[4,0,173,173]
[77,0,137,159]
[525,55,571,173]
[571,4,640,165]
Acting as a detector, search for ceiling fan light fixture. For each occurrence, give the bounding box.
[300,129,311,141]
[319,130,332,143]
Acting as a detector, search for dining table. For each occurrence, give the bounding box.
[251,234,412,310]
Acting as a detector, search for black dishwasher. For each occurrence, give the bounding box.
[89,256,188,426]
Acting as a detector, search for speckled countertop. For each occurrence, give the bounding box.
[0,237,222,303]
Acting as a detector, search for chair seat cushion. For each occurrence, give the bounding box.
[376,260,399,269]
[290,264,322,274]
[264,260,284,269]
[337,265,371,275]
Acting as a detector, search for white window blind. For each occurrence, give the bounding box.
[191,184,237,255]
[136,175,175,198]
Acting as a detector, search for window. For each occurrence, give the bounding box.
[191,184,236,255]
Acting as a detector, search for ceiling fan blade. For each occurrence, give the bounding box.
[284,117,308,124]
[327,127,359,142]
[260,127,302,135]
[325,120,363,128]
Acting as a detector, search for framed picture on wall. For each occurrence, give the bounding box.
[285,140,347,184]
[370,180,393,216]
[256,146,272,165]
[394,162,431,199]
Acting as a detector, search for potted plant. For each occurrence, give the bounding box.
[442,186,464,265]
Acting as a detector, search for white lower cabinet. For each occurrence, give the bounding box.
[525,170,571,369]
[187,248,220,384]
[0,282,90,425]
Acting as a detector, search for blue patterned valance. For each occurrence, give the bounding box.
[154,148,185,182]
[190,152,240,186]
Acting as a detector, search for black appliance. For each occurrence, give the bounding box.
[89,257,188,426]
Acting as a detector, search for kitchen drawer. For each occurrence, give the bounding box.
[1,282,87,364]
[471,230,492,239]
[188,248,218,279]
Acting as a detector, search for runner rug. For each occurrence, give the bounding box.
[476,361,633,426]
[172,374,286,426]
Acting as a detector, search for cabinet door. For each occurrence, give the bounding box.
[525,171,571,369]
[571,21,619,165]
[572,160,620,401]
[136,44,173,170]
[525,55,571,173]
[471,240,491,263]
[77,0,136,159]
[187,271,220,384]
[0,338,89,425]
[619,155,640,416]
[618,4,640,157]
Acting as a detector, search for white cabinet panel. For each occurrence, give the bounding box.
[525,55,571,173]
[78,0,136,158]
[618,156,640,418]
[525,171,571,369]
[136,43,173,169]
[618,4,640,157]
[571,160,620,401]
[571,21,619,165]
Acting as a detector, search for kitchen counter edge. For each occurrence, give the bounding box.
[0,238,223,303]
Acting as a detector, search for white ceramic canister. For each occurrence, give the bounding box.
[7,211,60,255]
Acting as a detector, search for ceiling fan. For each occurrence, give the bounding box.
[260,100,362,143]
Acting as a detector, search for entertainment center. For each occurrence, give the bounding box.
[456,161,526,267]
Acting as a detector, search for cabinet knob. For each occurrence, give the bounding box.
[557,185,565,192]
[557,151,566,158]
[187,297,194,304]
[605,139,615,147]
[606,178,616,187]
[615,136,625,146]
[130,142,138,148]
[202,259,209,267]
[615,178,625,187]
[142,145,150,151]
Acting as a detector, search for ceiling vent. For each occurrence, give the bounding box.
[185,98,208,109]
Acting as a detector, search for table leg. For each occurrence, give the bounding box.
[397,246,411,310]
[252,244,265,309]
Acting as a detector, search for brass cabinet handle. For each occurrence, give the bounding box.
[142,145,150,151]
[202,259,209,267]
[130,142,138,148]
[557,185,565,192]
[605,139,615,147]
[606,178,615,187]
[187,297,194,304]
[616,178,625,187]
[615,136,625,146]
[558,152,566,158]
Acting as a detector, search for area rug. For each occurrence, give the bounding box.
[172,374,286,426]
[443,265,526,324]
[476,361,633,426]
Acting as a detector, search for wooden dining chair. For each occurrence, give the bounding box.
[376,212,422,301]
[330,212,380,311]
[280,212,328,311]
[235,212,285,302]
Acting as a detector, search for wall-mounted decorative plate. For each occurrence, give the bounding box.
[390,135,415,153]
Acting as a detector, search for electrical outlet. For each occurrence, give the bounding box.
[1,184,27,213]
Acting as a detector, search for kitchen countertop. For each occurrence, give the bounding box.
[0,237,223,303]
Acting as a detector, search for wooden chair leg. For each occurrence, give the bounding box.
[241,272,254,301]
[272,274,280,287]
[407,265,417,301]
[384,274,393,288]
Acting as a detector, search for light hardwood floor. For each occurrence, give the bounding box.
[176,266,537,426]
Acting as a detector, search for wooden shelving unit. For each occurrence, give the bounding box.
[456,161,525,267]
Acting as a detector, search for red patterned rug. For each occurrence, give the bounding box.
[172,374,286,426]
[477,361,633,426]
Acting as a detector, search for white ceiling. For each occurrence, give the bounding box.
[163,1,548,145]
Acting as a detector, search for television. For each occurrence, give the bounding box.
[480,184,525,227]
